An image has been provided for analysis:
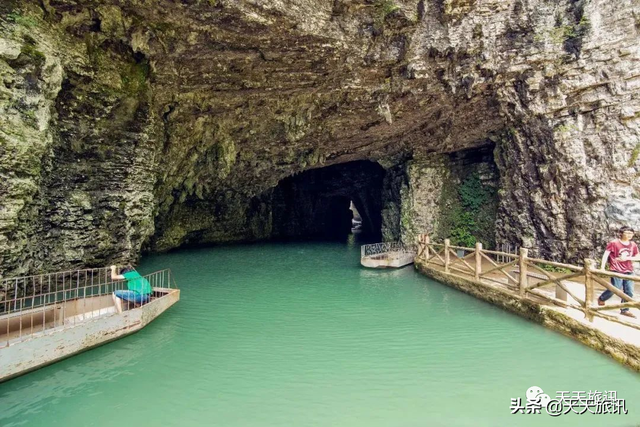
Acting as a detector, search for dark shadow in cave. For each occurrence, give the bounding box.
[271,160,385,242]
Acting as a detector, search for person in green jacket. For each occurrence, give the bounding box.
[111,265,152,306]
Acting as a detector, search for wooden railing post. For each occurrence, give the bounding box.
[444,239,451,274]
[475,242,482,280]
[424,235,430,262]
[518,247,528,296]
[584,258,595,322]
[555,282,568,302]
[555,258,568,301]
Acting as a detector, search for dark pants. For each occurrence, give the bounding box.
[598,273,634,313]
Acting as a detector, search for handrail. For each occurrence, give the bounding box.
[1,269,176,347]
[1,267,112,310]
[593,269,640,281]
[0,266,111,283]
[480,249,519,258]
[1,268,175,312]
[416,235,640,328]
[526,258,583,272]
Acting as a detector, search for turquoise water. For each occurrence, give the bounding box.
[1,240,639,427]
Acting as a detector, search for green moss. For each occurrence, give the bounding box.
[84,34,105,65]
[563,14,590,53]
[376,0,400,16]
[472,24,483,39]
[149,22,175,33]
[459,172,492,211]
[373,0,400,34]
[283,114,309,142]
[545,25,573,44]
[22,109,37,126]
[400,193,414,232]
[6,12,37,28]
[536,15,590,48]
[437,170,498,248]
[20,43,45,65]
[120,61,150,96]
[629,143,640,167]
[555,122,577,134]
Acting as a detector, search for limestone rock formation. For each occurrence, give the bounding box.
[0,0,639,276]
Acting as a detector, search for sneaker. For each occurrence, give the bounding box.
[620,311,637,319]
[597,299,605,306]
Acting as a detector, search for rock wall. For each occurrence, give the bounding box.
[0,0,639,275]
[492,0,640,261]
[0,23,63,274]
[381,156,449,245]
[1,5,158,276]
[381,148,498,248]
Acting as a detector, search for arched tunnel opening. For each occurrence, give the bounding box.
[147,148,502,254]
[270,160,385,242]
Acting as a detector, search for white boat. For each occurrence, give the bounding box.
[0,268,179,383]
[361,242,416,268]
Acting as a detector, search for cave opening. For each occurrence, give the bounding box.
[271,160,385,242]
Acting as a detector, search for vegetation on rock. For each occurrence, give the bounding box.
[438,169,498,249]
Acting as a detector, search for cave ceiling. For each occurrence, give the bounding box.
[2,0,639,273]
[47,0,504,201]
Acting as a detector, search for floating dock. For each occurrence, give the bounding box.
[361,242,416,268]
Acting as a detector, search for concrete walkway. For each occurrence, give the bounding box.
[543,281,640,347]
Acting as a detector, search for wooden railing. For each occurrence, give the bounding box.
[416,235,640,329]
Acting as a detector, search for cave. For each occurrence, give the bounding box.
[0,0,639,277]
[270,161,385,242]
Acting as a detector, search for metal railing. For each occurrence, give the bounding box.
[1,268,176,347]
[361,241,415,258]
[496,243,539,264]
[1,267,112,315]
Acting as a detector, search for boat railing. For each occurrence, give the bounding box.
[1,267,113,311]
[361,241,415,258]
[1,268,176,347]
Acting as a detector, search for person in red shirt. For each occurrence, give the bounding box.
[597,226,640,318]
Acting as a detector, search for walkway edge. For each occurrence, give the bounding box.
[415,260,640,373]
